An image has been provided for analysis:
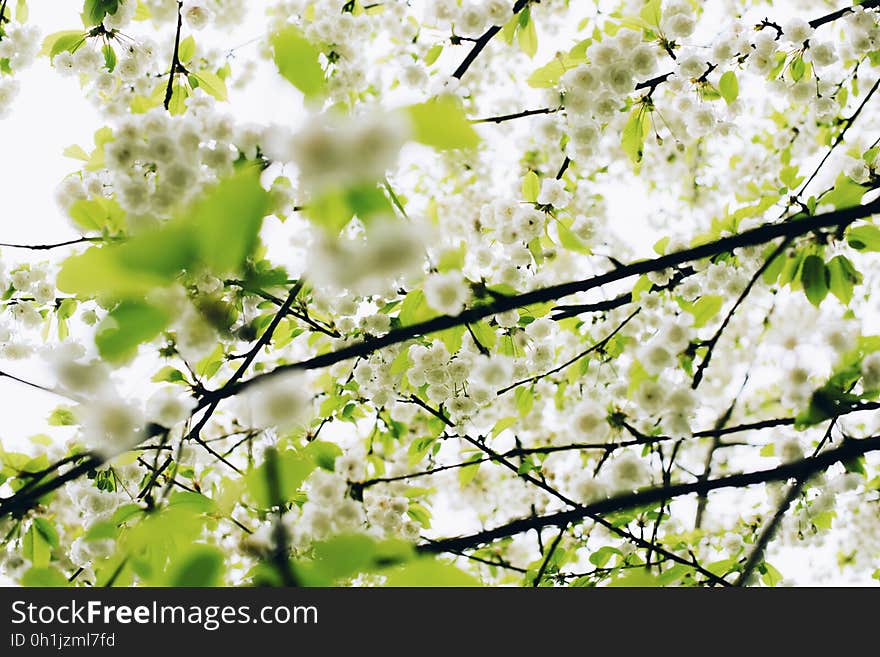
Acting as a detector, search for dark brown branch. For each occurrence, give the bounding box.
[496,308,638,395]
[0,237,99,250]
[472,107,560,124]
[451,0,530,79]
[809,0,880,29]
[692,237,791,388]
[735,478,805,586]
[163,1,184,110]
[418,434,880,557]
[795,75,880,202]
[533,523,567,586]
[207,198,880,404]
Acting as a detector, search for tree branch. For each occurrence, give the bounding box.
[418,434,880,557]
[208,198,880,404]
[163,1,184,110]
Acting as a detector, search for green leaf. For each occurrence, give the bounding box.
[555,220,590,254]
[405,97,480,150]
[270,25,326,98]
[761,562,783,586]
[22,567,69,587]
[823,174,867,210]
[22,522,53,567]
[469,320,497,349]
[167,491,216,513]
[167,545,225,586]
[152,366,189,384]
[639,0,662,26]
[168,84,188,115]
[516,8,538,58]
[800,254,829,306]
[425,44,443,65]
[84,521,118,541]
[189,167,270,273]
[15,0,28,22]
[41,30,86,58]
[68,197,125,233]
[399,289,432,325]
[303,440,342,471]
[382,558,481,586]
[83,0,119,27]
[589,545,621,567]
[526,51,586,88]
[608,568,662,587]
[48,406,77,426]
[789,55,805,82]
[827,255,861,304]
[95,300,170,362]
[458,454,482,486]
[688,295,723,328]
[247,450,316,508]
[178,35,196,62]
[305,183,393,233]
[522,170,540,202]
[33,517,60,549]
[718,70,738,104]
[57,220,195,297]
[102,43,116,72]
[621,105,648,165]
[846,224,880,251]
[63,144,90,161]
[192,70,228,101]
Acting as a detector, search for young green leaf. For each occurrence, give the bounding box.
[95,300,170,362]
[718,71,739,104]
[827,255,861,304]
[522,170,540,202]
[270,26,326,98]
[801,254,829,306]
[621,106,649,165]
[405,96,480,150]
[847,224,880,251]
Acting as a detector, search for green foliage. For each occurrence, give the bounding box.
[189,70,228,101]
[295,534,412,584]
[800,254,829,306]
[846,224,880,251]
[522,170,540,202]
[190,167,270,272]
[83,0,119,26]
[41,31,86,58]
[823,174,867,209]
[246,450,316,508]
[826,255,861,304]
[305,182,394,233]
[382,558,482,587]
[167,546,226,587]
[719,71,739,104]
[68,197,125,233]
[22,567,69,587]
[607,568,663,587]
[516,7,538,57]
[424,44,443,65]
[47,406,77,426]
[405,96,480,150]
[622,105,649,165]
[270,26,326,98]
[527,50,586,88]
[22,519,57,567]
[683,295,723,328]
[58,168,269,299]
